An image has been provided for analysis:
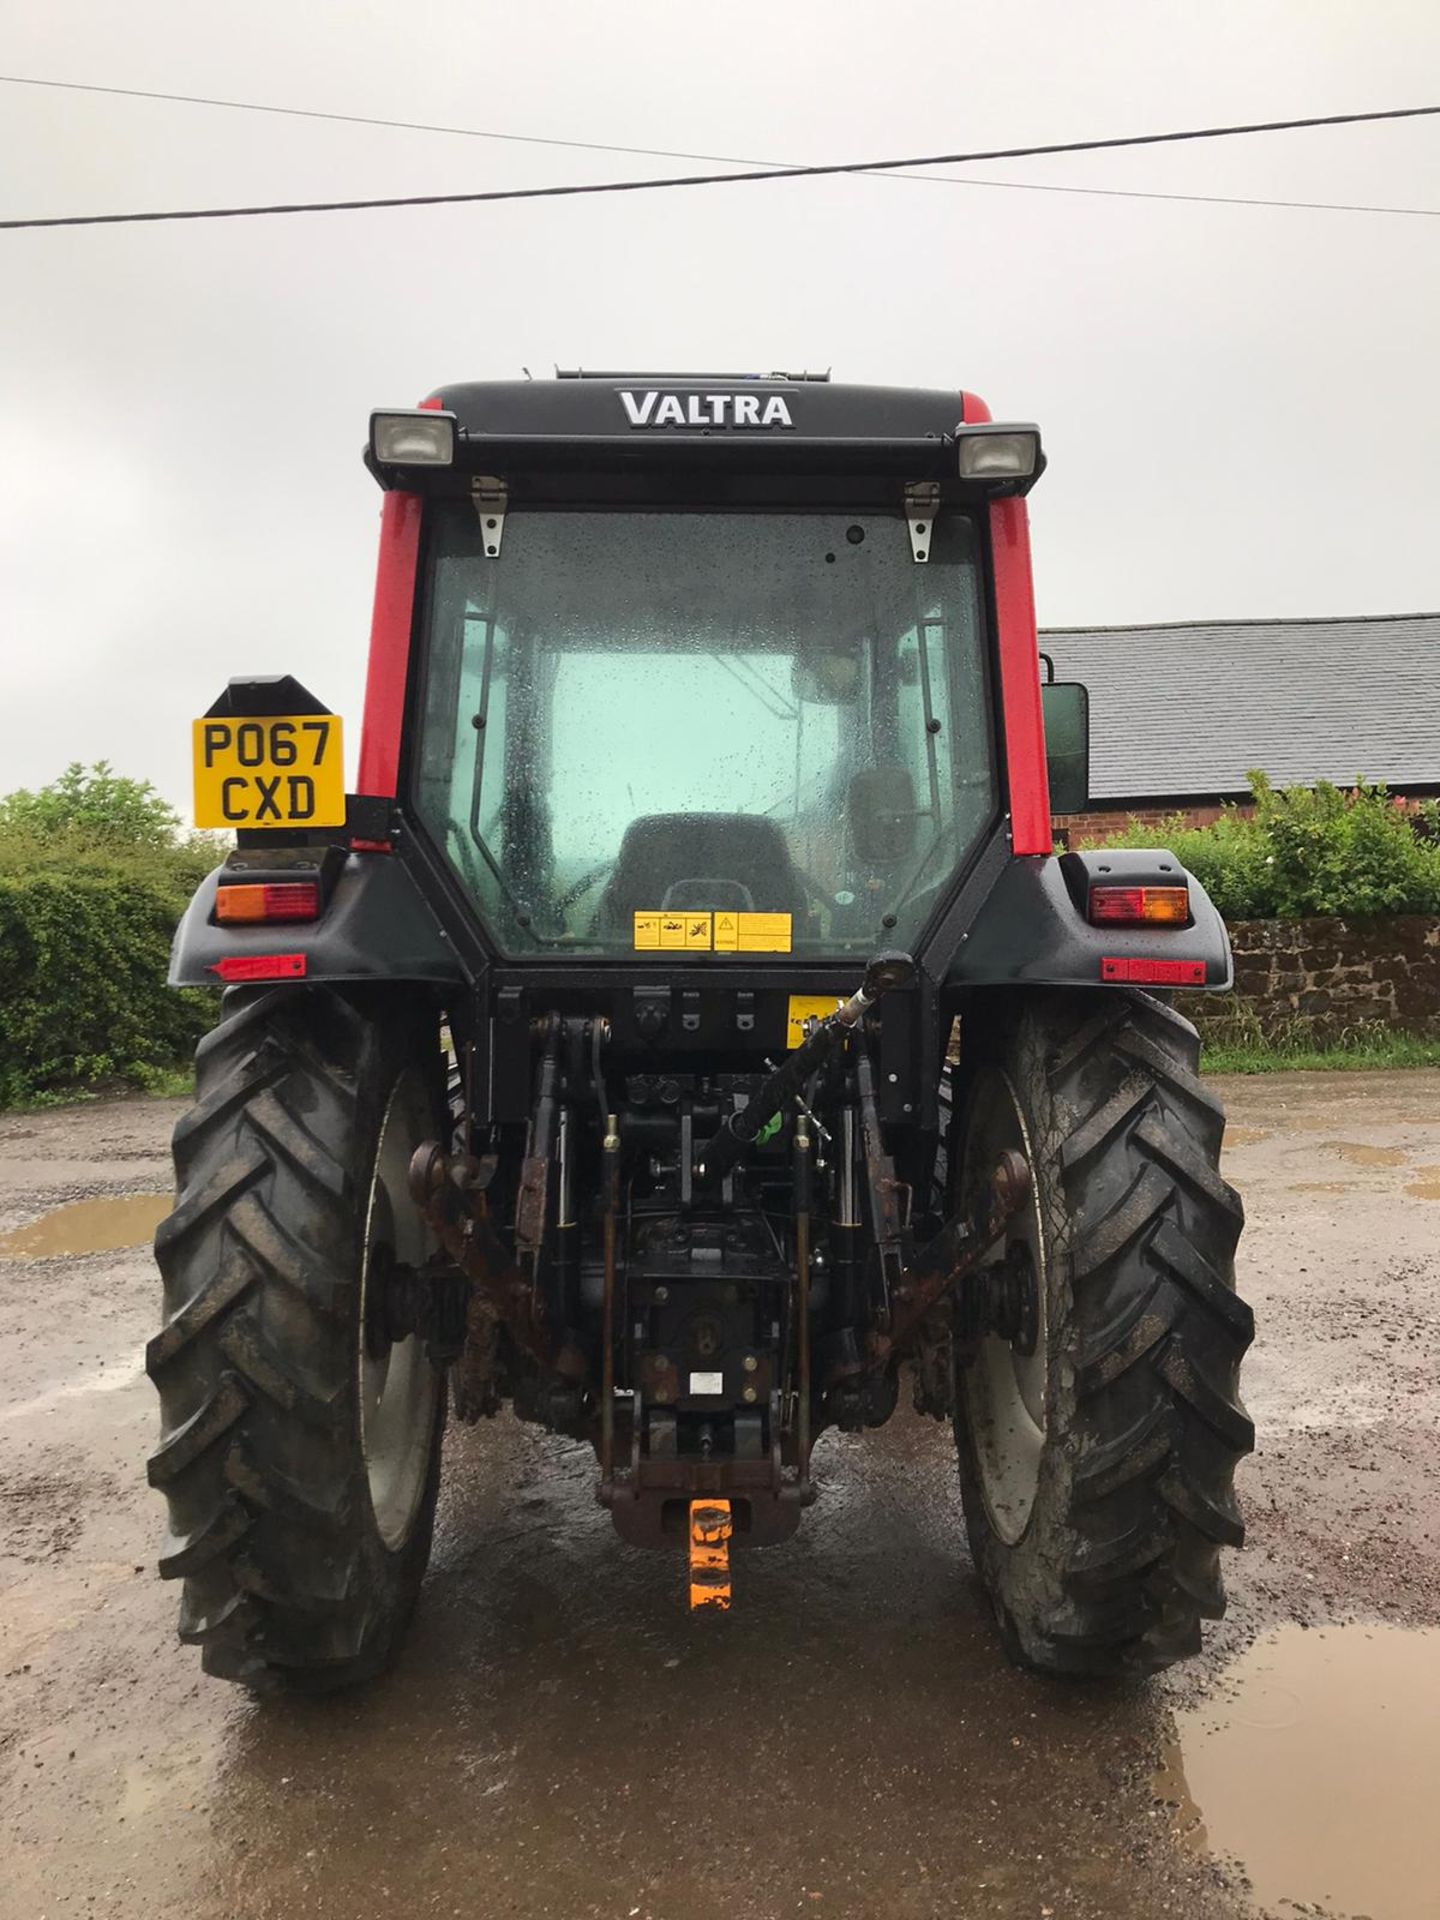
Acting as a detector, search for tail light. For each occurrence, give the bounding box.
[1088,884,1190,927]
[215,881,321,924]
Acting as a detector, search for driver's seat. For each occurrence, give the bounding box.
[594,812,807,933]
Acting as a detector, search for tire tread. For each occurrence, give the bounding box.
[147,983,443,1692]
[954,987,1253,1677]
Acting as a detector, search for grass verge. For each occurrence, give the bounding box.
[1202,1031,1440,1075]
[1,1062,195,1113]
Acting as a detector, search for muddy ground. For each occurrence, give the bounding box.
[1,1073,1437,1920]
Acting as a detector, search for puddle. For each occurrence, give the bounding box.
[1404,1166,1440,1201]
[1287,1180,1360,1194]
[1161,1622,1440,1919]
[0,1193,170,1259]
[1327,1141,1409,1168]
[1223,1126,1270,1148]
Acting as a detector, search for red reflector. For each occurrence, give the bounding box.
[1101,957,1206,986]
[1089,884,1190,926]
[349,837,393,853]
[210,954,308,983]
[215,881,320,923]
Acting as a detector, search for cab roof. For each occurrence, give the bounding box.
[421,375,985,446]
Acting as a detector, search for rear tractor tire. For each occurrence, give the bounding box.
[147,984,447,1692]
[952,989,1253,1677]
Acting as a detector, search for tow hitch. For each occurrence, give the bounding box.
[688,1499,733,1612]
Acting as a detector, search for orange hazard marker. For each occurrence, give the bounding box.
[688,1498,733,1611]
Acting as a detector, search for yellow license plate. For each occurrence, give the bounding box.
[192,714,346,830]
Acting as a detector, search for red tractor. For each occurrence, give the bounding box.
[151,373,1252,1690]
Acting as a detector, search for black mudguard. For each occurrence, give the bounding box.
[169,852,468,988]
[947,848,1232,991]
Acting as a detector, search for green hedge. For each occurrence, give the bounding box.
[1089,773,1440,920]
[0,767,221,1105]
[0,838,217,1105]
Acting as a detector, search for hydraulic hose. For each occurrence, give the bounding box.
[694,951,914,1185]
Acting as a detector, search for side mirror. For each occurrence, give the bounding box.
[1041,682,1089,815]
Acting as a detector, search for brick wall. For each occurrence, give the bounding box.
[1054,788,1437,847]
[1179,915,1440,1039]
[1054,803,1250,844]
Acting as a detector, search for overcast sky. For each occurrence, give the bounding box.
[1,0,1437,816]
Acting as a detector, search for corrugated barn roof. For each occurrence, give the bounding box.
[1041,612,1440,802]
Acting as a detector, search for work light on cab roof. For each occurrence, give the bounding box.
[152,371,1252,1695]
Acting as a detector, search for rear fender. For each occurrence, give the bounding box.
[946,849,1232,991]
[169,852,467,988]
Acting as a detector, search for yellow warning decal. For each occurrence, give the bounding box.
[713,911,792,954]
[633,910,791,953]
[786,995,842,1048]
[634,911,713,951]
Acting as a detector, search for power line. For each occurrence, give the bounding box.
[913,171,1440,218]
[0,71,767,169]
[1,101,1436,233]
[3,72,1437,222]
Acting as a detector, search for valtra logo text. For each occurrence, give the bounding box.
[620,390,795,429]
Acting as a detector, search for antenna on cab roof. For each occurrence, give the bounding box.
[554,368,832,381]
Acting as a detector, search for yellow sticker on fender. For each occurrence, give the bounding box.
[192,714,345,830]
[786,995,842,1048]
[714,911,792,954]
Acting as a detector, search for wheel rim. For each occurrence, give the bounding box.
[960,1066,1048,1546]
[359,1069,440,1551]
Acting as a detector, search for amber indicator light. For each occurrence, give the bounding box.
[214,881,321,924]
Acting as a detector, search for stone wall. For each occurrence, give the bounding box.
[1180,915,1440,1039]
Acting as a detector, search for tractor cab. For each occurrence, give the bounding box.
[366,373,1052,979]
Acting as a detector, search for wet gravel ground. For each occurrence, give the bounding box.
[1,1073,1437,1920]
